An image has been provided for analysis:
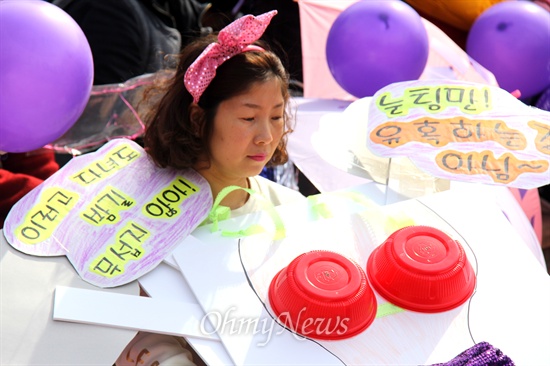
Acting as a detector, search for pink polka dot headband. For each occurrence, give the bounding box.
[184,10,278,104]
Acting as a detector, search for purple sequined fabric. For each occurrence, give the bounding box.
[429,342,515,366]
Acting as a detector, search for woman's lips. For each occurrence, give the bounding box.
[248,154,267,162]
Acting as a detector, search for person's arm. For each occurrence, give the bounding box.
[0,170,43,228]
[0,151,59,228]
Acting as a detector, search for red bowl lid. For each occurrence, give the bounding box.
[367,226,476,313]
[269,250,377,340]
[292,251,363,301]
[390,226,461,274]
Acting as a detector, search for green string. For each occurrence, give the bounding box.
[207,185,286,240]
[220,224,266,238]
[307,190,378,220]
[375,302,405,318]
[307,195,332,219]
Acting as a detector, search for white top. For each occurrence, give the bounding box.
[231,175,305,218]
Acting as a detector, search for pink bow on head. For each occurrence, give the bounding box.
[184,10,278,103]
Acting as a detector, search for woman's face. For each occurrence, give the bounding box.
[203,78,285,184]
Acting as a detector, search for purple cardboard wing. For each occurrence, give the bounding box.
[3,139,212,287]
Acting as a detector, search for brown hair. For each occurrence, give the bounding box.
[143,34,292,170]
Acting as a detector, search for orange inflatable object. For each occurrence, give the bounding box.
[403,0,506,31]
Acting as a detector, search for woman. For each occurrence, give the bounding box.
[116,10,304,365]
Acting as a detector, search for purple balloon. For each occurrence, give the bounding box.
[466,1,550,99]
[0,0,93,153]
[535,86,550,112]
[326,0,429,98]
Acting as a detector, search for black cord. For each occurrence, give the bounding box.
[416,199,479,345]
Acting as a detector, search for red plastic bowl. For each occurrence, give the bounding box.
[367,226,476,313]
[268,250,377,340]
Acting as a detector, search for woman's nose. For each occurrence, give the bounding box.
[254,119,274,145]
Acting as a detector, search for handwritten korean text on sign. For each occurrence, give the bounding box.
[367,80,550,188]
[16,187,79,245]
